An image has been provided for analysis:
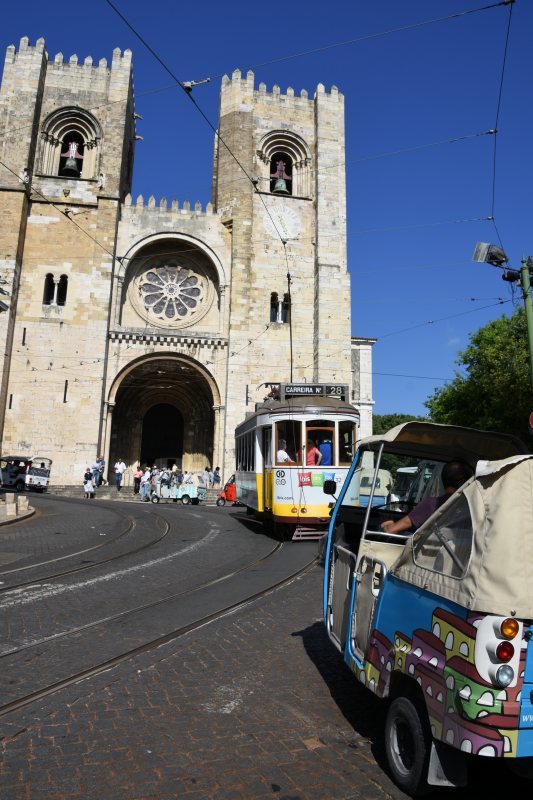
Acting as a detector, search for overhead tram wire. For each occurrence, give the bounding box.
[206,1,515,77]
[490,0,514,251]
[377,298,511,340]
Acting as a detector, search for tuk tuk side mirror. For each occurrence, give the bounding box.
[323,479,337,496]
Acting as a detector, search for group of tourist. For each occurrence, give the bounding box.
[82,459,222,501]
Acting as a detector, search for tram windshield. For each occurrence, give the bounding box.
[306,419,335,466]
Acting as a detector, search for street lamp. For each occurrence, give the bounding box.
[473,242,533,394]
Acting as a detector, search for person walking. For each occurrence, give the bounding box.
[213,466,221,487]
[114,458,126,491]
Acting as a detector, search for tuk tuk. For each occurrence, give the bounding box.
[216,474,240,506]
[150,481,205,505]
[323,421,533,794]
[0,455,52,493]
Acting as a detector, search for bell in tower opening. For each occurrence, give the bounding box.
[270,156,292,195]
[60,137,84,177]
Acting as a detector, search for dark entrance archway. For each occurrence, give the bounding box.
[107,355,219,476]
[140,403,184,467]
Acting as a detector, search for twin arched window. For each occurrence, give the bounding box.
[43,274,68,307]
[270,291,290,323]
[39,108,101,180]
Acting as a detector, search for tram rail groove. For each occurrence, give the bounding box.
[0,550,317,719]
[0,511,170,593]
[0,542,283,659]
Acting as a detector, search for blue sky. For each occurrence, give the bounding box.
[3,1,532,416]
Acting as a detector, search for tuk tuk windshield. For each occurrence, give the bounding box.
[342,449,448,514]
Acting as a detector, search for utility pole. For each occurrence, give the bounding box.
[473,243,533,392]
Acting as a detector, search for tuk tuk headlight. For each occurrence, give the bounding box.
[495,664,514,688]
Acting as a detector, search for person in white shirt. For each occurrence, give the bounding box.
[276,439,294,465]
[114,459,126,491]
[140,467,151,501]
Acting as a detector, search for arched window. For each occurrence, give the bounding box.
[257,131,312,198]
[39,107,101,180]
[269,291,290,323]
[270,292,279,322]
[57,275,68,306]
[59,131,84,178]
[269,152,293,195]
[43,273,55,305]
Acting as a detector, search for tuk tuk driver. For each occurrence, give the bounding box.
[380,461,473,535]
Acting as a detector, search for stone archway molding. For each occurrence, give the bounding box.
[107,351,221,407]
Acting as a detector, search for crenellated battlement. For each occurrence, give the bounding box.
[123,194,216,218]
[4,37,132,75]
[220,68,342,104]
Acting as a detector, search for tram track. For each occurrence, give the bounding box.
[0,507,170,593]
[0,544,317,719]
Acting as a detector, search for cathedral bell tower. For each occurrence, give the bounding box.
[0,37,135,480]
[212,70,352,458]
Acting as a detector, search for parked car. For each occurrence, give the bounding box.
[0,455,52,493]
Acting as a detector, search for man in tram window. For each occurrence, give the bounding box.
[277,439,294,465]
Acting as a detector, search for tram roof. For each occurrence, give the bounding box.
[236,396,360,433]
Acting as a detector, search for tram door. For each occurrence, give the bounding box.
[262,428,272,511]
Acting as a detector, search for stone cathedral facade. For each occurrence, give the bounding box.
[0,36,374,485]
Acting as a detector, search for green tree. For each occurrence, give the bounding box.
[372,413,426,435]
[425,308,531,446]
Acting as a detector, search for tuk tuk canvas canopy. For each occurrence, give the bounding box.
[359,421,527,464]
[392,455,533,619]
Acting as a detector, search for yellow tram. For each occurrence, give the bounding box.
[235,384,359,540]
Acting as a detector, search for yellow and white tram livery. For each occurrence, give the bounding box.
[235,384,359,539]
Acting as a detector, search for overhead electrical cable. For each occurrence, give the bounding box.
[490,0,514,250]
[377,299,511,339]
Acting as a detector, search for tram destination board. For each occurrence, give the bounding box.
[280,383,349,401]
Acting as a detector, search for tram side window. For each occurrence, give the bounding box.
[275,421,301,465]
[237,432,255,471]
[307,420,335,466]
[339,421,356,465]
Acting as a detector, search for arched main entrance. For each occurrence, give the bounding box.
[106,355,220,475]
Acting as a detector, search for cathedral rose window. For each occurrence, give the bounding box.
[138,263,206,323]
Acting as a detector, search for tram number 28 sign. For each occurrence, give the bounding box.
[281,384,349,400]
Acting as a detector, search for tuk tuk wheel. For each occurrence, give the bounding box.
[385,696,431,797]
[15,479,25,492]
[216,497,226,506]
[181,494,191,505]
[150,495,160,504]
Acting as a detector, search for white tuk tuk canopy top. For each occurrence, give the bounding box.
[359,421,527,464]
[392,454,533,619]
